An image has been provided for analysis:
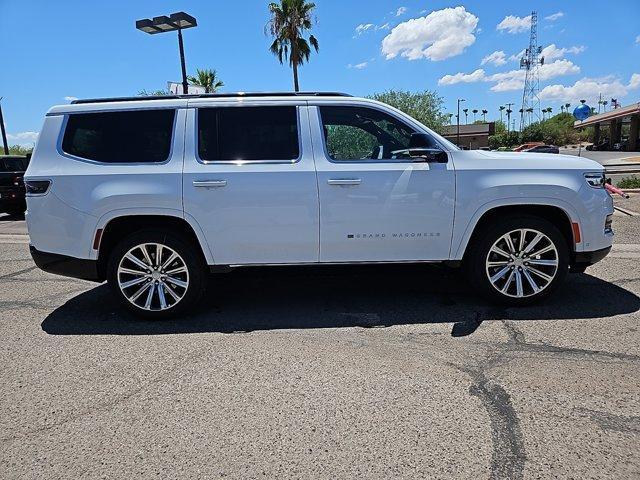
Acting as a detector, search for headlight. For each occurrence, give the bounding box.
[584,172,605,188]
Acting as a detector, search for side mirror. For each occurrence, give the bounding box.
[408,133,448,163]
[408,148,448,163]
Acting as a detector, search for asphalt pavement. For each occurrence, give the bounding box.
[1,202,639,479]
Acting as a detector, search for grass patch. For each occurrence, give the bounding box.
[617,176,640,189]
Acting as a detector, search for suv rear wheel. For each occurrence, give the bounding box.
[466,215,569,305]
[106,230,207,319]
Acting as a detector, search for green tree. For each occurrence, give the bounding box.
[369,90,448,134]
[8,145,33,155]
[267,0,319,92]
[187,68,224,93]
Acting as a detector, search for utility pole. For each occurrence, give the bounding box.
[457,98,465,148]
[0,98,9,155]
[519,11,544,130]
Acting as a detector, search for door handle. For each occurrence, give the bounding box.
[327,178,362,186]
[193,180,227,188]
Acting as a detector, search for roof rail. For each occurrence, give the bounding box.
[71,92,352,104]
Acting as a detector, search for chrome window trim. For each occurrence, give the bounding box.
[56,107,180,166]
[193,104,303,166]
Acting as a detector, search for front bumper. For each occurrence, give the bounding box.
[571,246,612,272]
[30,245,101,282]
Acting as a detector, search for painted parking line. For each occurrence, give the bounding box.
[609,243,640,259]
[0,234,29,244]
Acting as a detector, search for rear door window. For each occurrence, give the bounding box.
[198,106,300,161]
[62,109,175,163]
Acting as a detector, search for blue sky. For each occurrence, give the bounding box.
[2,0,639,145]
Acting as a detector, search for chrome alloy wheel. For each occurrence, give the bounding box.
[117,243,189,311]
[485,229,559,298]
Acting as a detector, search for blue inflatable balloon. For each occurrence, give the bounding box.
[573,104,591,121]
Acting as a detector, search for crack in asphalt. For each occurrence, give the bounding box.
[0,265,37,281]
[467,369,526,480]
[574,407,640,434]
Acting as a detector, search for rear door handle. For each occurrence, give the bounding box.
[193,180,227,188]
[327,178,362,186]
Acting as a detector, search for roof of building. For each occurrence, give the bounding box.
[71,92,352,105]
[574,102,640,127]
[442,122,495,136]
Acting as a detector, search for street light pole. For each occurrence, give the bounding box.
[457,98,465,148]
[0,98,9,155]
[136,12,197,95]
[177,27,188,94]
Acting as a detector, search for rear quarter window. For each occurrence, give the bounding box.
[61,109,175,163]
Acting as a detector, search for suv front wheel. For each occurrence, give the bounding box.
[106,230,207,319]
[466,216,569,305]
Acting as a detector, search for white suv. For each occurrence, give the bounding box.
[25,92,613,318]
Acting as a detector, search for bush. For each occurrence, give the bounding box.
[618,176,640,189]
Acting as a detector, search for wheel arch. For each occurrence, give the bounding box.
[96,213,213,280]
[456,203,577,262]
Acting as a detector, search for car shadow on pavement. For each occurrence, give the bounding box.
[41,264,640,336]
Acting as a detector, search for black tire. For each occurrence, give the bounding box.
[106,230,207,319]
[465,215,569,306]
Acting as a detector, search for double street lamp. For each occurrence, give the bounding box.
[457,98,465,148]
[136,12,197,95]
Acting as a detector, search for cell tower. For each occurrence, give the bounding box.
[519,11,545,130]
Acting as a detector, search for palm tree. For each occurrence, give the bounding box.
[499,105,505,123]
[472,109,478,122]
[447,113,454,125]
[602,100,608,112]
[481,109,488,122]
[560,105,565,113]
[187,69,224,93]
[463,108,469,124]
[267,0,319,92]
[565,103,571,112]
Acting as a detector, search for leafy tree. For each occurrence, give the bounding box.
[8,144,33,155]
[187,68,224,93]
[267,0,319,92]
[369,90,448,134]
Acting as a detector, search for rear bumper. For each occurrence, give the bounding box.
[30,245,101,282]
[572,246,611,270]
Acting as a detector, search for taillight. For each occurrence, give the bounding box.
[25,180,51,195]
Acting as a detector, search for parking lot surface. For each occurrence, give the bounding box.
[1,199,639,479]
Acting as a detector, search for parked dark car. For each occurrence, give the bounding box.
[0,155,29,215]
[523,145,560,154]
[586,141,610,151]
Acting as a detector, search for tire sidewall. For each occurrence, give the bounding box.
[106,230,206,319]
[467,216,569,306]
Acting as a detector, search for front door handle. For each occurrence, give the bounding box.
[327,178,362,186]
[193,180,227,188]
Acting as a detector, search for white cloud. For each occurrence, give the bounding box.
[636,35,640,45]
[540,73,640,104]
[541,44,585,61]
[545,12,564,21]
[7,131,39,146]
[382,6,479,61]
[354,22,390,36]
[438,69,487,85]
[496,14,531,34]
[355,23,374,35]
[347,62,368,70]
[438,59,580,91]
[64,96,78,101]
[481,50,507,66]
[396,7,407,17]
